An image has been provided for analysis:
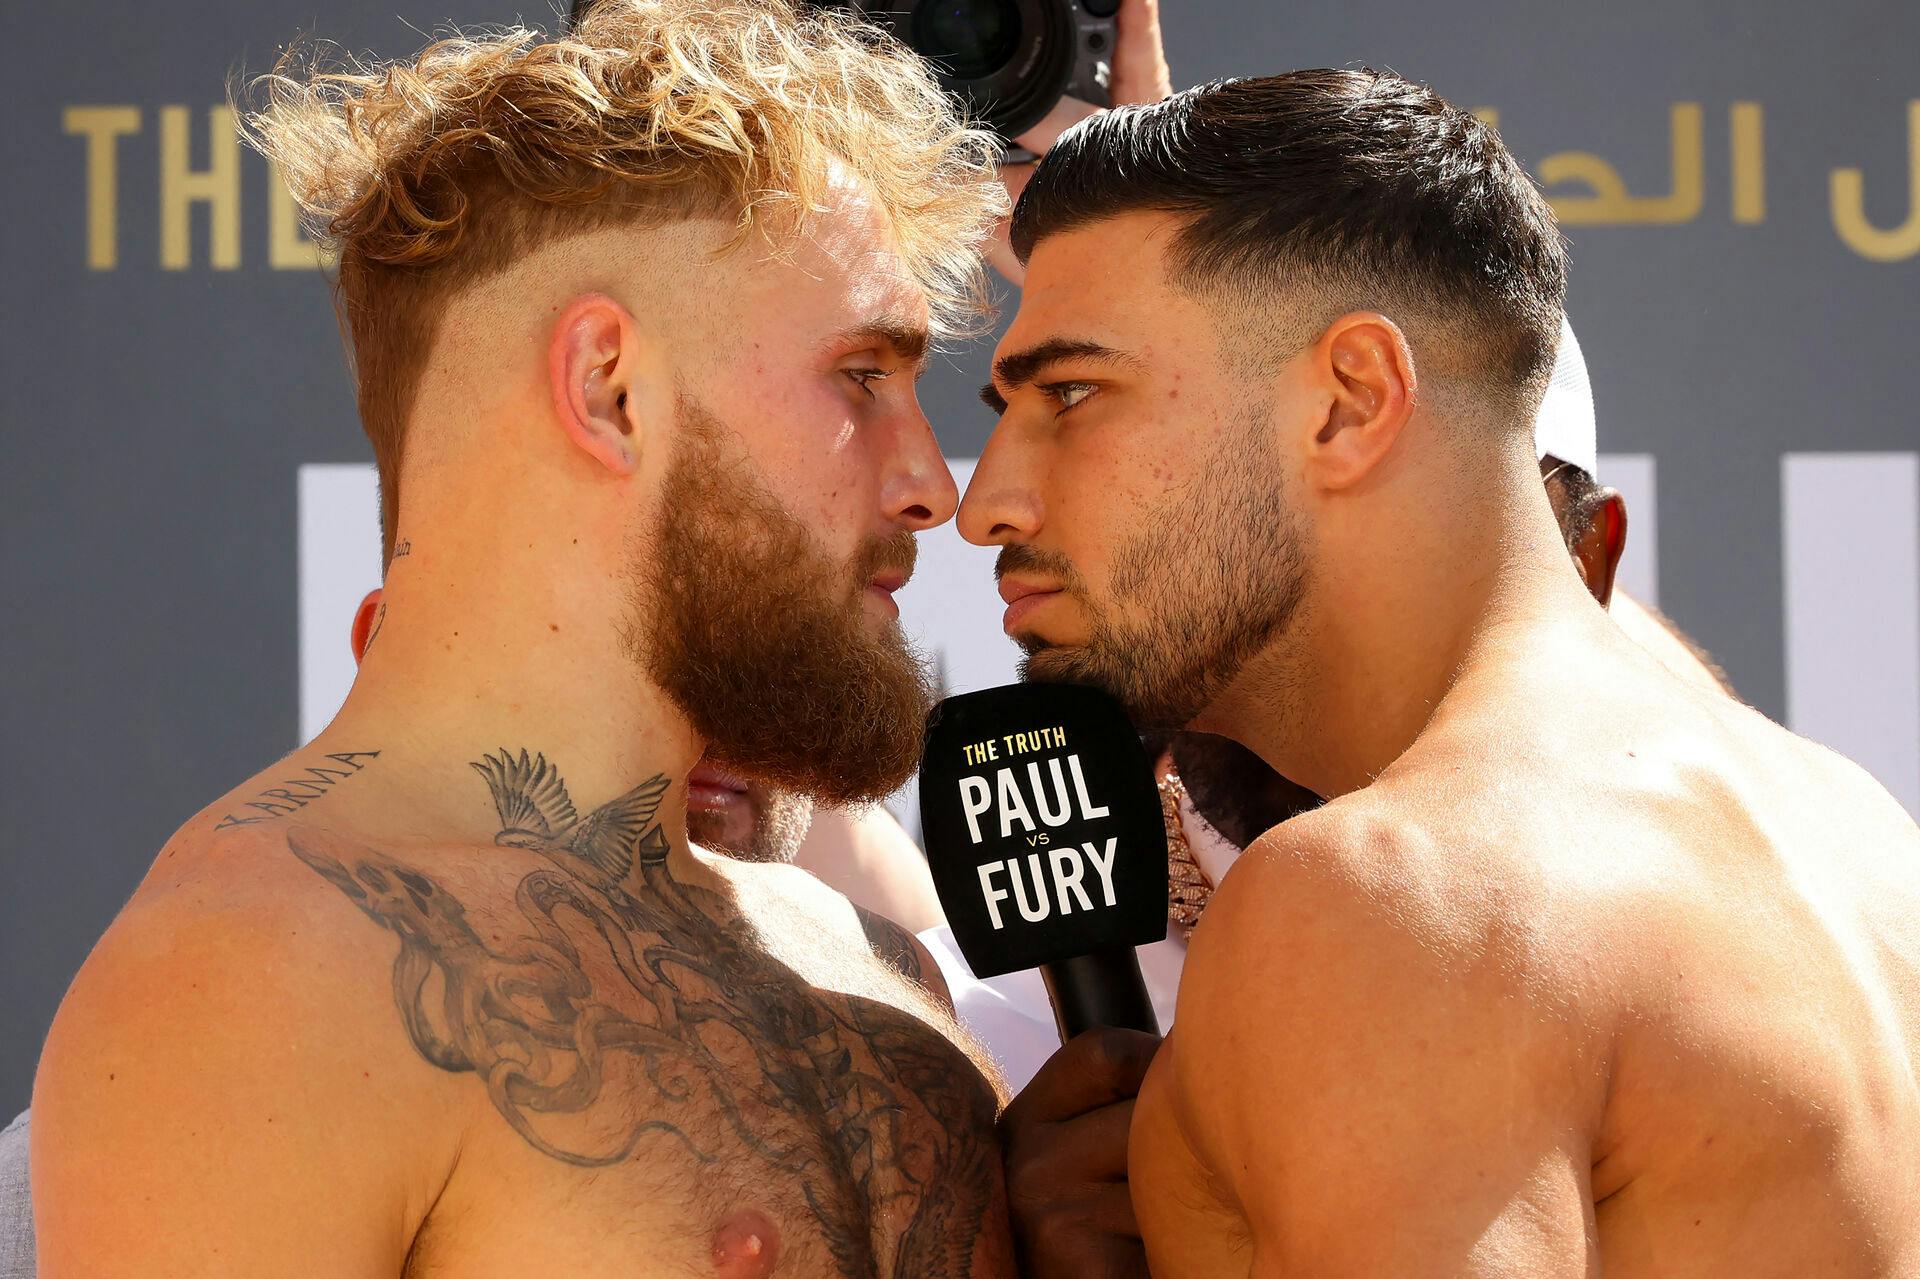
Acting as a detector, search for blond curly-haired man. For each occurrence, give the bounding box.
[31,4,1018,1274]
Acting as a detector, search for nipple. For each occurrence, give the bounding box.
[711,1208,781,1279]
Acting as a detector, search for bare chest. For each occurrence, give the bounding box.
[286,824,1014,1278]
[412,1008,1011,1279]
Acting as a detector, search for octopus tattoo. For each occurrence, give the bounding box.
[284,749,1005,1277]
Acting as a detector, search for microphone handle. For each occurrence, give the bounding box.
[1039,946,1161,1041]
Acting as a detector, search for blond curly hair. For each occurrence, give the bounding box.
[242,0,1005,562]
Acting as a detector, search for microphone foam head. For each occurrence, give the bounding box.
[920,683,1169,978]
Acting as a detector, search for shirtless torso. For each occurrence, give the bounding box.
[1133,615,1920,1276]
[33,742,1015,1278]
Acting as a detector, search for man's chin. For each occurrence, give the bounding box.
[1018,643,1123,700]
[691,627,933,806]
[1019,642,1202,732]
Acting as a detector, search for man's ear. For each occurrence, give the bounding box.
[350,588,383,666]
[1573,489,1628,607]
[1304,313,1415,491]
[547,293,646,475]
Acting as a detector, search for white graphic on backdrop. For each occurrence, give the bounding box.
[298,454,1918,816]
[298,465,381,744]
[1784,454,1920,815]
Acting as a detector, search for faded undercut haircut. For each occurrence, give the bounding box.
[1011,69,1569,427]
[242,0,1005,565]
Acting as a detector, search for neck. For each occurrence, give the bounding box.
[308,524,705,873]
[1197,458,1597,798]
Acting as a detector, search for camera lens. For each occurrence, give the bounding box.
[840,0,1080,142]
[911,0,1022,80]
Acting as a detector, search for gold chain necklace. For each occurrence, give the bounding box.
[1159,771,1215,940]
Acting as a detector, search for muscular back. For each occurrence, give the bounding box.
[1135,634,1920,1277]
[1573,687,1920,1274]
[34,747,1014,1278]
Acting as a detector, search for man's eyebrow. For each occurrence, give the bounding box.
[824,318,930,368]
[988,338,1138,402]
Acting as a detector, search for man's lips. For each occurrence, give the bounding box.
[998,576,1064,633]
[997,576,1060,607]
[687,761,750,810]
[866,569,908,618]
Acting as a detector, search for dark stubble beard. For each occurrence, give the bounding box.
[1015,401,1309,731]
[633,395,934,804]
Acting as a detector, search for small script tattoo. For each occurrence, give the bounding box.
[285,748,1006,1276]
[214,751,379,831]
[392,538,412,559]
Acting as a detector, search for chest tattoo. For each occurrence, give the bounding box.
[285,749,1003,1277]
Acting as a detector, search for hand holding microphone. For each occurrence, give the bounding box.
[920,681,1166,1277]
[998,1025,1157,1279]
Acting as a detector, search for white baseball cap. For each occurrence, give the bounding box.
[1533,316,1597,478]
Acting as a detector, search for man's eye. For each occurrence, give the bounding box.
[846,368,894,397]
[1046,382,1097,412]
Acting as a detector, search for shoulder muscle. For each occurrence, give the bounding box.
[33,833,465,1276]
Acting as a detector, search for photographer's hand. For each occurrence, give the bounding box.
[989,0,1172,284]
[1000,1027,1160,1279]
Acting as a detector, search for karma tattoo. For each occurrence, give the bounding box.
[284,748,1001,1277]
[215,751,380,831]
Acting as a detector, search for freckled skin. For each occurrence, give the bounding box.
[711,1209,781,1279]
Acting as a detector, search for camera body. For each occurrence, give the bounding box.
[836,0,1117,146]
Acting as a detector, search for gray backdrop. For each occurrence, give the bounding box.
[4,0,1917,1115]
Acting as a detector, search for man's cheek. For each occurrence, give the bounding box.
[766,466,865,551]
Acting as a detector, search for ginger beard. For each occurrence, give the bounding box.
[1012,403,1310,731]
[637,395,934,805]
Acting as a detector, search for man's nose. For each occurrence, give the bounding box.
[882,403,959,531]
[957,422,1042,547]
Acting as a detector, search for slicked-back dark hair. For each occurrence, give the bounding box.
[1011,69,1567,403]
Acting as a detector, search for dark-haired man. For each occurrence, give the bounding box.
[970,70,1920,1276]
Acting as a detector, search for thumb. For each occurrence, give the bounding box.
[1112,0,1172,105]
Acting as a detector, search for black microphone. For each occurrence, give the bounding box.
[919,682,1167,1040]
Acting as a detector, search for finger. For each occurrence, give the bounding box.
[1009,1098,1136,1187]
[1002,1027,1161,1129]
[1015,1184,1146,1279]
[1012,94,1103,158]
[1080,1180,1142,1241]
[1112,0,1172,105]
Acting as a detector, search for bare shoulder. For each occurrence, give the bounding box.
[792,803,946,934]
[1190,789,1569,997]
[714,852,954,1008]
[703,851,1006,1099]
[46,818,462,1062]
[853,902,954,1007]
[33,821,468,1274]
[1778,713,1920,846]
[1178,788,1600,1079]
[1159,790,1610,1224]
